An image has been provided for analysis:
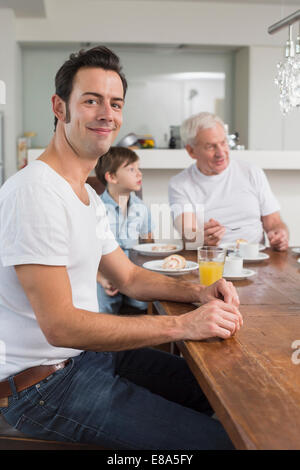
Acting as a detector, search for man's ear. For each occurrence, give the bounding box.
[52,94,67,124]
[185,144,197,160]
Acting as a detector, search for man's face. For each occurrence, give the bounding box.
[63,67,124,159]
[187,123,229,175]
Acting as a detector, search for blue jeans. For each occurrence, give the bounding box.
[0,349,234,450]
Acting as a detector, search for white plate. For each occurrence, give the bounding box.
[132,243,182,256]
[220,243,265,252]
[229,252,269,262]
[292,247,300,254]
[143,259,198,276]
[223,268,256,280]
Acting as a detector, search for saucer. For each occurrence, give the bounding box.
[229,252,269,262]
[220,243,265,252]
[223,269,256,280]
[292,247,300,254]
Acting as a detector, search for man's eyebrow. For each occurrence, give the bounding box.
[81,92,124,101]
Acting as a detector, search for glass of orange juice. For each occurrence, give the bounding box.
[197,246,227,286]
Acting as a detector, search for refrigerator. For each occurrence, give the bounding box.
[0,111,3,186]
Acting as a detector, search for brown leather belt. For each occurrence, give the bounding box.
[0,360,70,399]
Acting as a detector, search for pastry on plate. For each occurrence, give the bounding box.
[162,254,186,270]
[151,244,177,252]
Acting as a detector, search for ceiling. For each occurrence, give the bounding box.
[101,0,300,4]
[0,0,299,18]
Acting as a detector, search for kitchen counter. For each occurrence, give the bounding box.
[28,148,300,170]
[134,149,300,170]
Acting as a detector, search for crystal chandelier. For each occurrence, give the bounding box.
[269,10,300,115]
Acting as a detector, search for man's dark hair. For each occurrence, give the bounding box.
[54,45,127,130]
[95,147,139,186]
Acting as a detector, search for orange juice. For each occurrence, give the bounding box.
[199,261,224,286]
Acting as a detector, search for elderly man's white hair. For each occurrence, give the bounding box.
[180,112,226,147]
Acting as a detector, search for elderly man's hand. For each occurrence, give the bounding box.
[267,228,289,251]
[204,218,226,246]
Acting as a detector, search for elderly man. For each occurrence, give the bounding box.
[168,112,288,250]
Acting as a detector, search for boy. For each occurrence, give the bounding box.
[95,146,154,314]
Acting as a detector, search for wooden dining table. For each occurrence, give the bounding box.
[130,246,300,450]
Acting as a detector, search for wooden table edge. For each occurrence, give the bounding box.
[153,301,257,450]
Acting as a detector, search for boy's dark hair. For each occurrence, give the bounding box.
[54,45,127,130]
[95,147,139,186]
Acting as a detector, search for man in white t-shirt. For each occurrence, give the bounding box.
[0,47,242,450]
[168,112,289,250]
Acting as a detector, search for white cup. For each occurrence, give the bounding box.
[224,256,243,276]
[239,243,259,259]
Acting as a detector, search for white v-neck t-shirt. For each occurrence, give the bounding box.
[168,158,280,244]
[0,161,118,380]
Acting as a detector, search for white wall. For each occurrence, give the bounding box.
[233,47,249,148]
[22,45,72,147]
[235,45,300,151]
[22,44,232,148]
[115,46,231,146]
[15,0,296,47]
[19,42,300,155]
[1,0,298,167]
[0,9,23,178]
[265,169,300,245]
[233,45,300,151]
[248,46,285,150]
